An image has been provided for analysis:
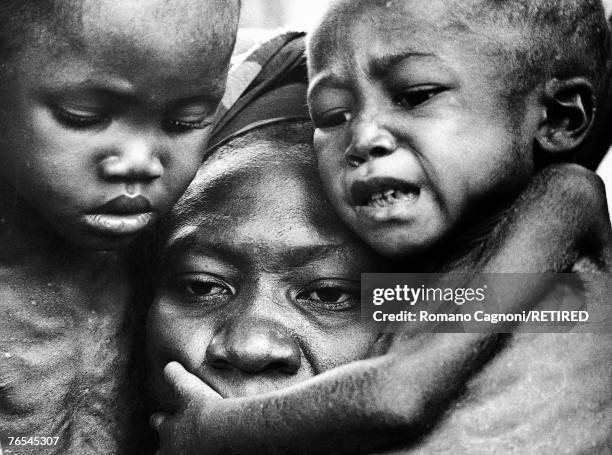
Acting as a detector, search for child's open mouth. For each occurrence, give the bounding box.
[351,178,421,209]
[363,188,420,208]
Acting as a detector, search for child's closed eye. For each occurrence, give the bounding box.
[161,117,213,134]
[52,105,110,129]
[51,100,213,133]
[163,103,214,134]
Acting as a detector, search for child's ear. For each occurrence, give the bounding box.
[536,77,595,154]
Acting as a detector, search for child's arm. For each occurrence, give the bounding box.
[474,163,611,273]
[152,163,611,455]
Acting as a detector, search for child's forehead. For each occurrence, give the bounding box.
[15,0,238,67]
[310,0,491,71]
[309,23,506,95]
[77,0,236,56]
[329,0,478,25]
[7,0,239,100]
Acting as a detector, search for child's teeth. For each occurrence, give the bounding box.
[366,187,419,207]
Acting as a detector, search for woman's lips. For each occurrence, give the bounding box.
[84,195,155,235]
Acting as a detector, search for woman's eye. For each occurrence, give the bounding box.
[162,117,212,134]
[52,106,109,129]
[312,109,351,129]
[311,288,350,302]
[392,87,445,109]
[296,281,359,311]
[183,281,229,297]
[172,275,233,305]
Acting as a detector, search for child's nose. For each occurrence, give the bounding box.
[205,318,301,375]
[347,119,397,166]
[99,138,163,182]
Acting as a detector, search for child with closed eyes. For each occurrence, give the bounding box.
[0,1,240,453]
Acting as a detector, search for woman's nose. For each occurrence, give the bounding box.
[205,318,301,375]
[99,137,163,182]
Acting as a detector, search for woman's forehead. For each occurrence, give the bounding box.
[162,172,370,270]
[187,153,319,221]
[163,126,370,258]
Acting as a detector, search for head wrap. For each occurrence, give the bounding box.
[207,31,310,154]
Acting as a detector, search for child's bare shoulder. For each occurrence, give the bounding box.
[400,333,612,455]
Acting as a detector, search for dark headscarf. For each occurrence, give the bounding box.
[207,31,310,155]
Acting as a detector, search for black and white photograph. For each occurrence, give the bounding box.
[0,1,611,454]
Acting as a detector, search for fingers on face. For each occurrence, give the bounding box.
[163,361,222,400]
[163,361,199,398]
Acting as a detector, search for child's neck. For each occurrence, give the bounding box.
[0,179,121,263]
[0,179,130,312]
[0,180,63,252]
[431,202,514,272]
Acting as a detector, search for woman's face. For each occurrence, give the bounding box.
[147,126,391,401]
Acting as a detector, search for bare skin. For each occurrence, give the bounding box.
[0,1,239,453]
[0,220,138,454]
[152,0,611,450]
[152,167,611,455]
[0,178,146,453]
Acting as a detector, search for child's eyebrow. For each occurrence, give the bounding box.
[308,52,440,98]
[164,95,220,113]
[368,51,437,78]
[41,80,222,107]
[41,79,136,98]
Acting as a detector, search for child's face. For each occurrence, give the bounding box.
[148,128,388,399]
[0,0,236,249]
[308,0,536,257]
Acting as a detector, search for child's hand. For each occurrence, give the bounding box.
[150,361,226,455]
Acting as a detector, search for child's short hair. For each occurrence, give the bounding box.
[314,0,609,95]
[0,1,58,60]
[456,0,609,96]
[457,0,611,167]
[461,0,611,165]
[0,0,241,62]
